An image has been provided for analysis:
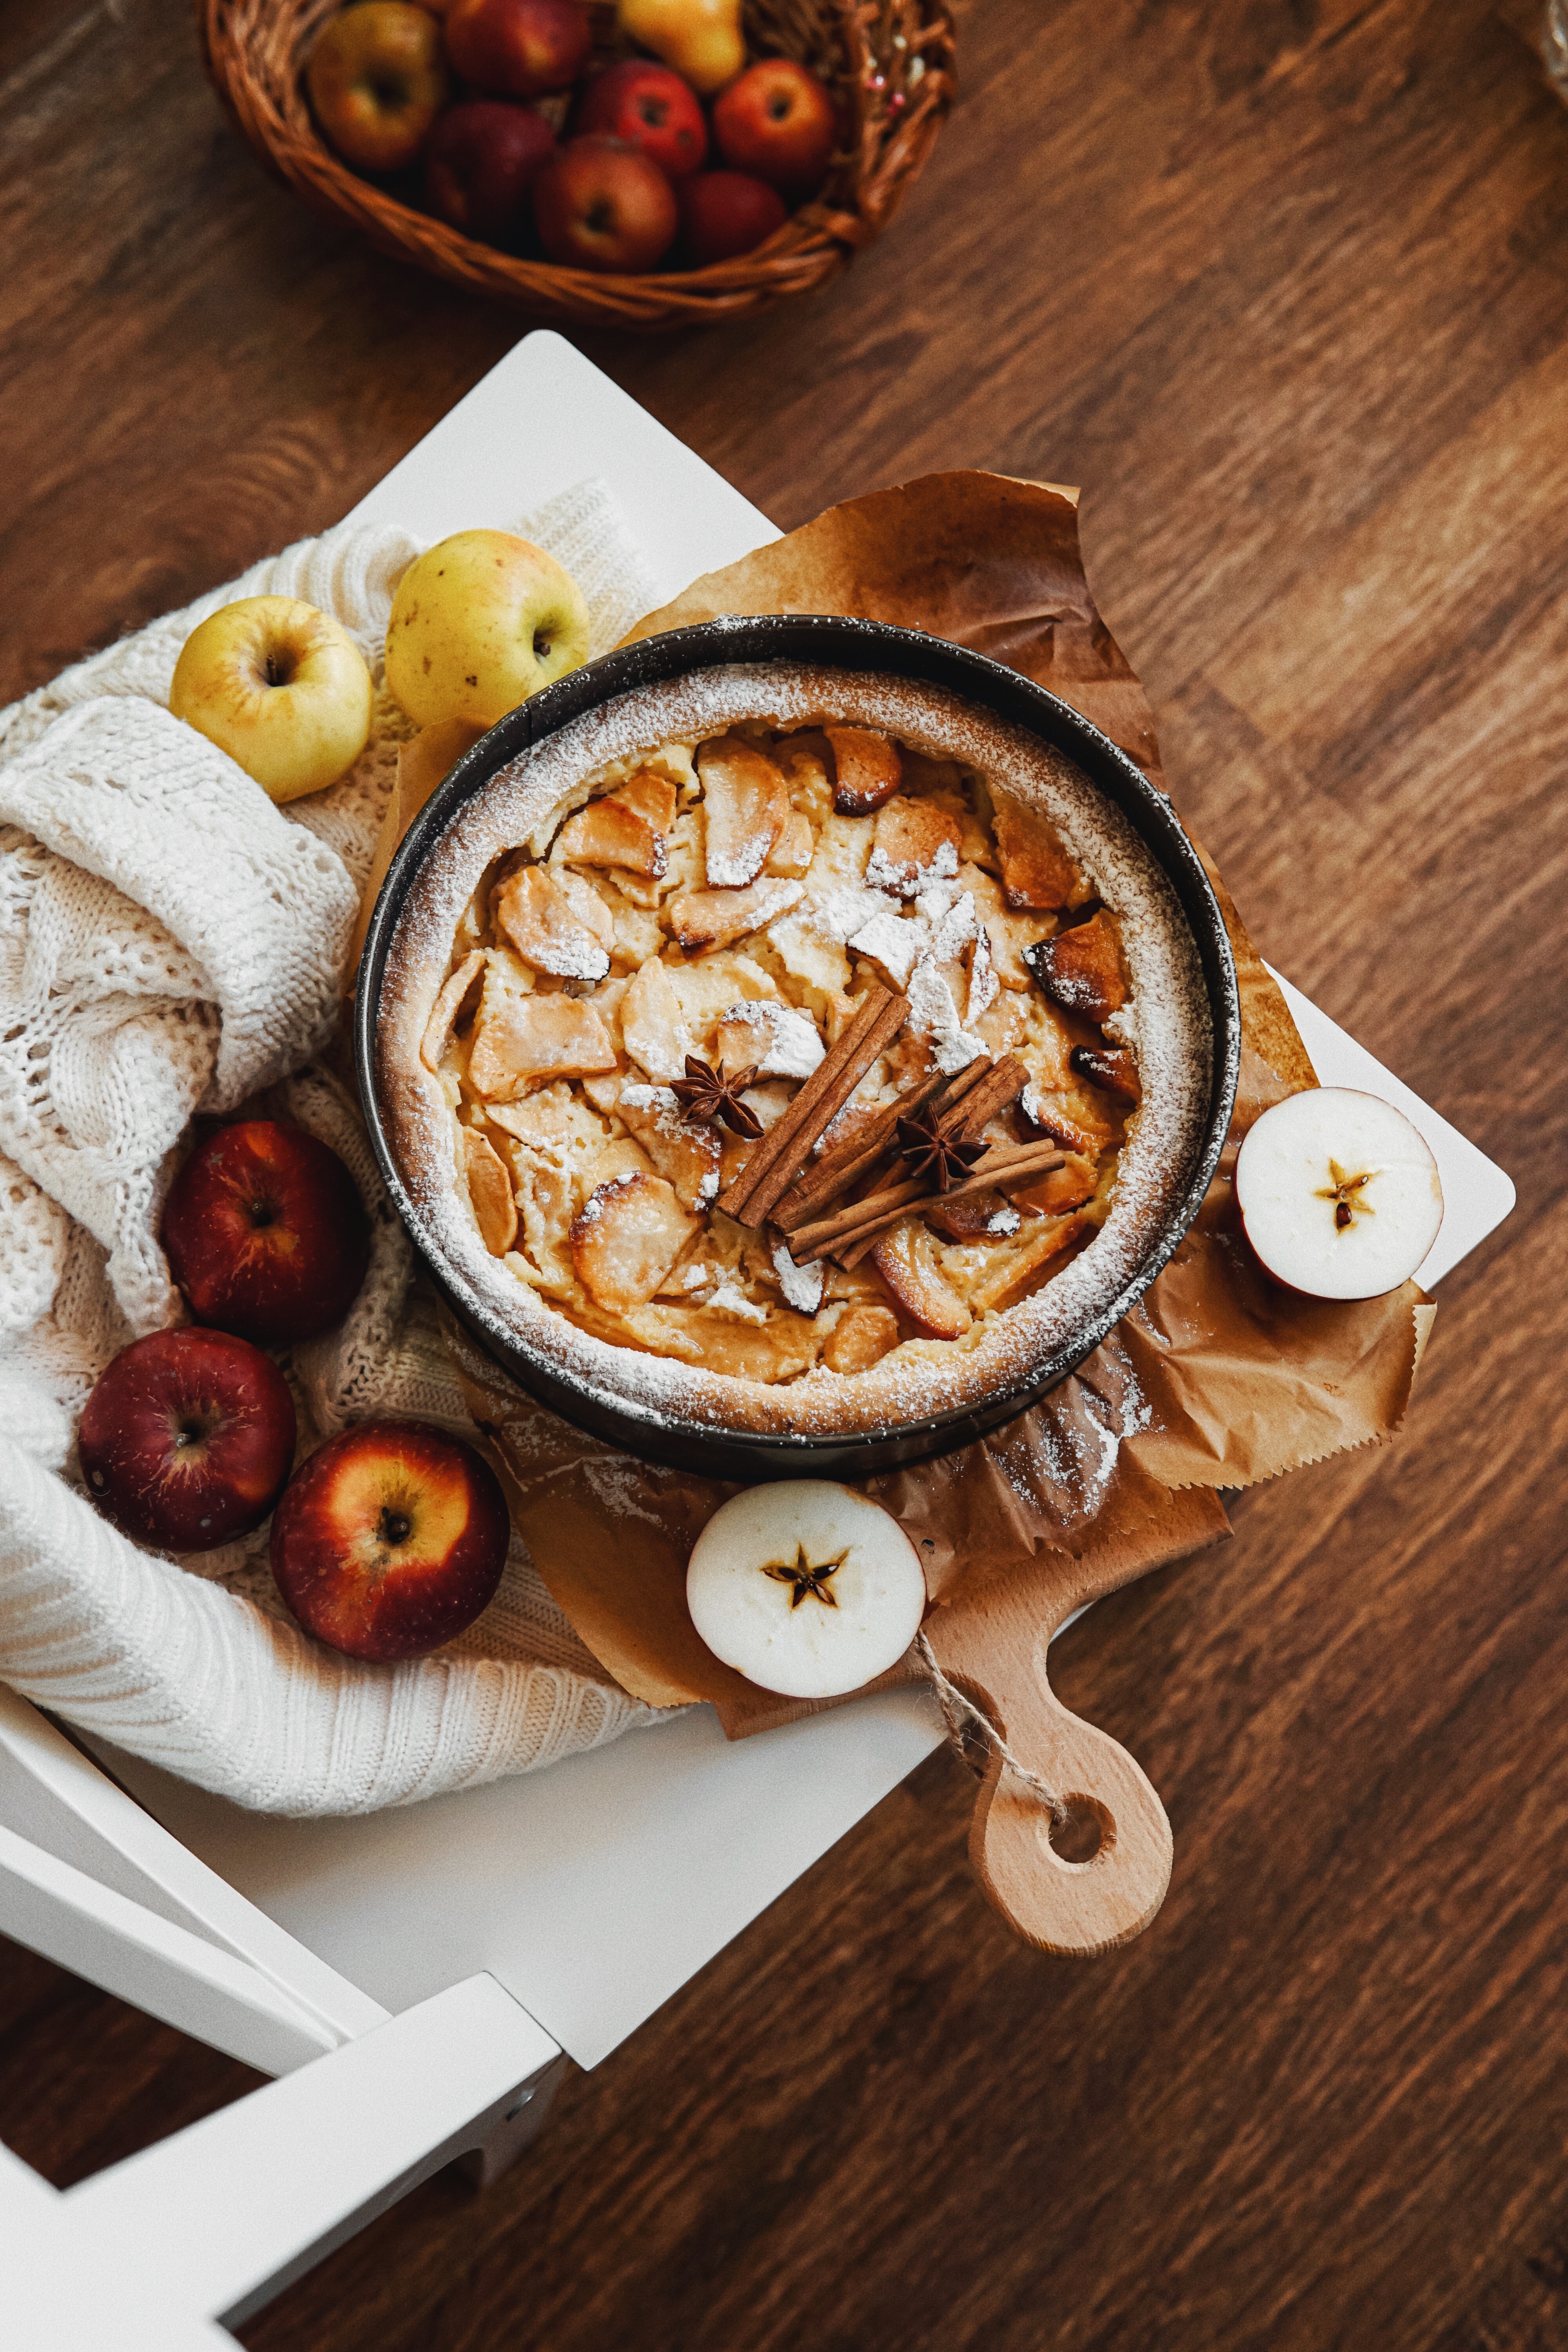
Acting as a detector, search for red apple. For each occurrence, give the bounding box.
[443,0,590,98]
[533,136,679,272]
[425,100,555,240]
[307,3,449,175]
[677,169,787,266]
[711,58,836,194]
[575,60,708,180]
[270,1422,510,1661]
[79,1329,297,1555]
[163,1122,370,1346]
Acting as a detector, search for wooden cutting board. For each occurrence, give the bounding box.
[916,1504,1223,1957]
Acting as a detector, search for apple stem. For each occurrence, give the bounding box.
[378,1508,412,1546]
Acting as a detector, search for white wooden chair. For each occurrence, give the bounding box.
[0,337,1517,2345]
[0,1688,566,2346]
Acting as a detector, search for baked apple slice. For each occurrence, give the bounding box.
[871,1219,972,1340]
[557,775,673,879]
[867,797,962,898]
[1024,912,1129,1023]
[420,949,486,1071]
[992,800,1090,911]
[1020,1089,1103,1159]
[922,1189,1014,1241]
[821,1303,900,1371]
[570,1171,699,1312]
[494,864,611,981]
[621,955,697,1082]
[711,999,824,1080]
[468,991,619,1098]
[459,1125,517,1256]
[1069,1042,1141,1102]
[967,1212,1086,1313]
[1007,1152,1098,1218]
[763,808,814,877]
[617,1082,724,1209]
[826,726,903,817]
[667,877,804,952]
[698,735,790,888]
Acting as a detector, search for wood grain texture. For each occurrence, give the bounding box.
[4,0,1568,2344]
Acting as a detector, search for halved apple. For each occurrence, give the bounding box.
[685,1482,927,1700]
[1235,1087,1442,1299]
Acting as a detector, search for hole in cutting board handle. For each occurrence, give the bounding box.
[1047,1792,1115,1866]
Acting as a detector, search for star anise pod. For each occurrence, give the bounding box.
[897,1110,987,1193]
[763,1544,846,1609]
[670,1055,763,1139]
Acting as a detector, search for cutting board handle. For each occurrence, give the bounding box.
[924,1599,1173,1958]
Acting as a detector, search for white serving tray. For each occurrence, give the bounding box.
[97,334,1515,2070]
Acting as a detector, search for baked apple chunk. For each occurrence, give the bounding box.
[469,991,619,1099]
[557,773,675,878]
[698,735,789,887]
[494,865,611,981]
[570,1172,698,1312]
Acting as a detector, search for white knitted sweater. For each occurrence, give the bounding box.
[0,483,673,1815]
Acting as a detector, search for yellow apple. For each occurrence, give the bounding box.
[384,530,591,732]
[617,0,745,96]
[169,597,375,805]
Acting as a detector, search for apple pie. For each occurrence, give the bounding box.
[376,665,1212,1442]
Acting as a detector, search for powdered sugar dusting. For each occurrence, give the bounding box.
[772,1240,826,1314]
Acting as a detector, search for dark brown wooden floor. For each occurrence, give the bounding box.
[4,1,1567,2344]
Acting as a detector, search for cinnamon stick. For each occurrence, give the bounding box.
[771,1067,951,1232]
[943,1054,1029,1140]
[771,1052,999,1233]
[717,984,908,1228]
[792,1140,1066,1264]
[834,1147,1068,1270]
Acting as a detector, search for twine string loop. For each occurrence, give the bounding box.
[914,1631,1068,1825]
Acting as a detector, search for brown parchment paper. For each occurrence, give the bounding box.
[394,472,1430,1732]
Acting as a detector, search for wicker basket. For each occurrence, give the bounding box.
[198,0,956,330]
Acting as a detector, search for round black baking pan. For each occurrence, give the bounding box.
[356,615,1241,1482]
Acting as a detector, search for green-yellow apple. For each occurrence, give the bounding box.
[169,597,375,805]
[384,529,591,731]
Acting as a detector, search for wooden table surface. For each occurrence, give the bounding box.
[4,2,1566,2344]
